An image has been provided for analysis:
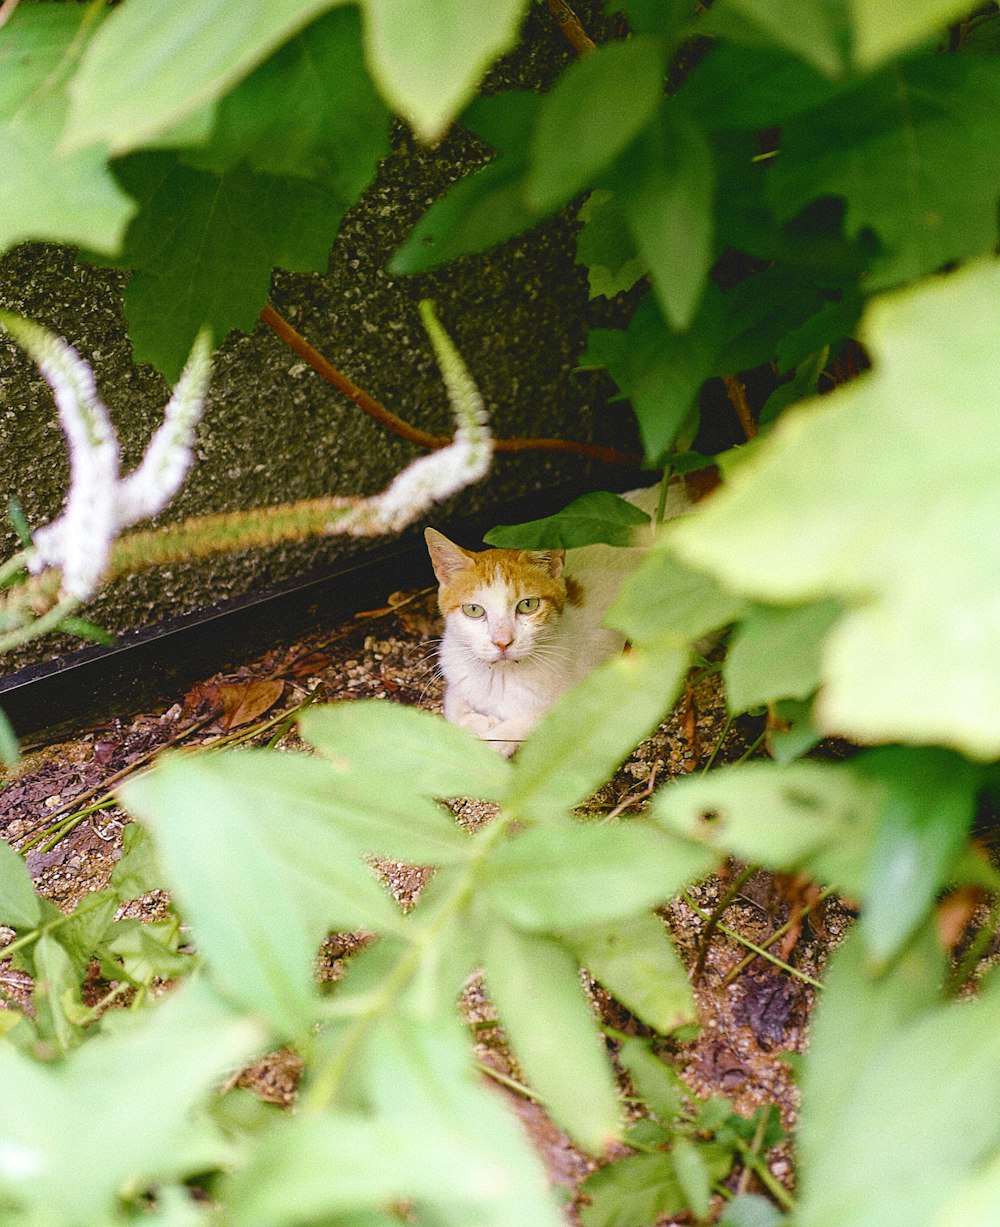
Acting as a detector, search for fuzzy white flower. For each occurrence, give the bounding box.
[0,314,212,600]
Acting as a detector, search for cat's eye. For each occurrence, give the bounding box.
[516,597,540,614]
[461,603,485,619]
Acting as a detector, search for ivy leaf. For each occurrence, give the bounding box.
[0,5,135,256]
[485,491,650,549]
[576,190,647,300]
[527,36,667,215]
[668,260,1000,758]
[849,0,978,68]
[63,0,340,155]
[182,6,390,200]
[769,55,1000,287]
[111,153,346,381]
[360,0,529,142]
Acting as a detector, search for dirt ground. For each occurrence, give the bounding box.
[0,581,855,1222]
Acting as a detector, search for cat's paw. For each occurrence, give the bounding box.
[459,711,499,737]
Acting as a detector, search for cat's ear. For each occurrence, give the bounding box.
[425,528,477,583]
[524,550,566,579]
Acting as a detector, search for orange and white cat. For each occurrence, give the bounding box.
[425,485,686,755]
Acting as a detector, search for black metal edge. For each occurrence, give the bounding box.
[0,483,625,739]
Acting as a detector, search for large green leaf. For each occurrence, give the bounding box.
[111,153,345,380]
[482,817,711,930]
[506,639,689,821]
[796,931,1000,1227]
[63,0,341,155]
[0,5,135,255]
[360,0,529,142]
[769,55,1000,286]
[182,6,390,198]
[576,189,647,300]
[0,979,263,1225]
[484,491,650,549]
[527,36,667,215]
[850,0,978,68]
[668,260,1000,757]
[300,699,511,803]
[483,920,621,1153]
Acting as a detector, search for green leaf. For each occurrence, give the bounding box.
[32,932,82,1053]
[63,0,341,155]
[0,835,40,929]
[579,1152,686,1227]
[182,6,390,198]
[671,1135,714,1220]
[668,260,1000,757]
[507,639,689,821]
[576,190,647,300]
[706,0,850,77]
[796,930,1000,1227]
[653,759,884,899]
[111,153,346,381]
[0,978,264,1224]
[607,541,748,647]
[587,290,725,465]
[855,747,980,971]
[565,912,697,1033]
[527,36,667,215]
[485,491,650,549]
[724,599,841,713]
[0,707,19,769]
[119,751,414,1039]
[617,104,715,331]
[300,699,511,804]
[617,1037,684,1121]
[110,821,167,900]
[769,56,1000,287]
[850,0,976,68]
[360,0,529,142]
[0,5,136,256]
[391,92,542,274]
[719,1193,787,1227]
[483,921,621,1153]
[483,818,712,930]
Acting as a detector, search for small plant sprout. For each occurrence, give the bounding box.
[0,313,213,602]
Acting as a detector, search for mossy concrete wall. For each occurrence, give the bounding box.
[0,2,635,672]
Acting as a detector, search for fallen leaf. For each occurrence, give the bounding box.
[217,679,284,732]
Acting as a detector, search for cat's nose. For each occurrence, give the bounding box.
[492,632,513,650]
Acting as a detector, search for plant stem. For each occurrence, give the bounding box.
[723,886,836,986]
[0,594,81,655]
[682,892,824,990]
[693,863,759,981]
[735,1138,796,1211]
[545,0,597,54]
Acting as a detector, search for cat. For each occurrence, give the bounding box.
[424,484,687,755]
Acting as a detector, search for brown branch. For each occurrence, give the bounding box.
[722,374,758,441]
[545,0,597,55]
[261,302,642,469]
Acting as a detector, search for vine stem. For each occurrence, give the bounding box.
[261,303,643,469]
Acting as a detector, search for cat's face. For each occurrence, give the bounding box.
[425,528,573,665]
